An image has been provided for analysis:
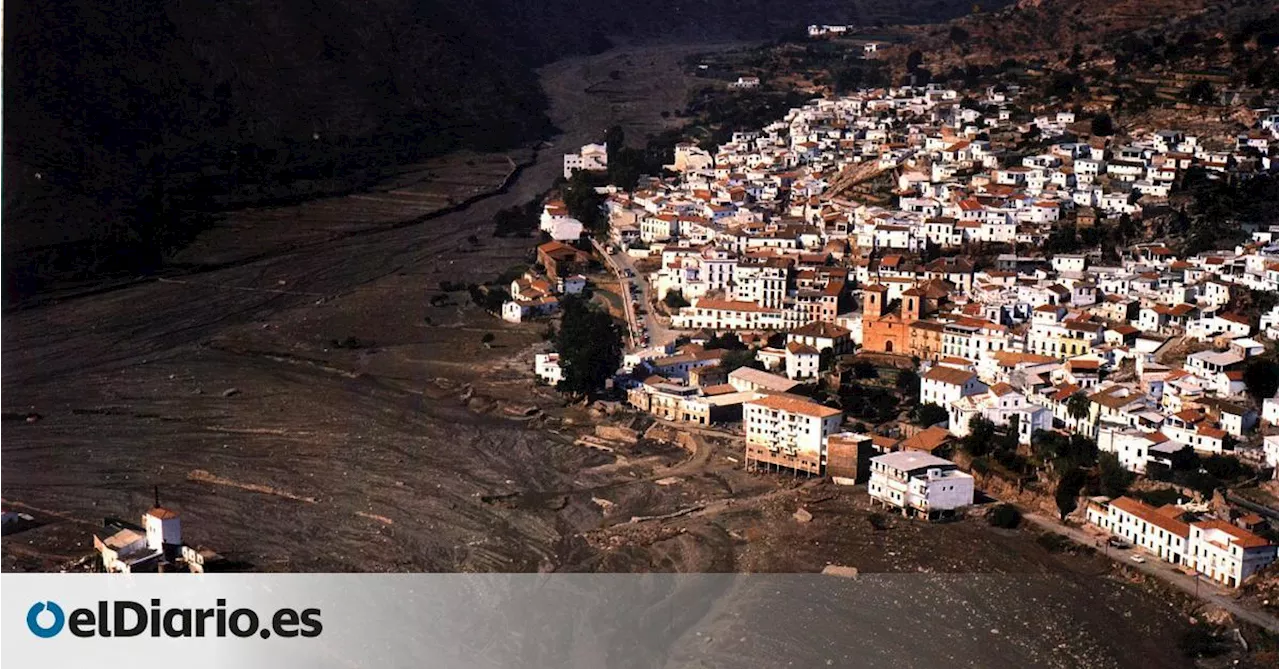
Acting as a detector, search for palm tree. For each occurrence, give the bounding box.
[1066,391,1091,422]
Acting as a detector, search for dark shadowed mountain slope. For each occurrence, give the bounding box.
[2,0,1001,299]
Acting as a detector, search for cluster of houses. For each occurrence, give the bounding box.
[501,241,591,323]
[92,503,222,574]
[529,83,1278,585]
[611,334,979,520]
[805,25,883,55]
[1087,496,1273,588]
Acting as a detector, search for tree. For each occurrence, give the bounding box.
[999,414,1020,454]
[604,125,625,155]
[988,504,1022,529]
[1090,113,1114,137]
[963,416,997,457]
[707,332,745,351]
[1055,467,1087,520]
[895,369,920,399]
[1033,430,1098,471]
[906,50,923,72]
[563,171,607,235]
[1244,359,1279,402]
[469,284,508,313]
[913,402,949,427]
[481,332,495,345]
[1202,453,1251,481]
[1097,452,1133,497]
[1179,623,1228,659]
[664,290,690,309]
[852,361,878,379]
[555,296,622,399]
[1066,391,1091,422]
[720,349,760,373]
[819,347,836,372]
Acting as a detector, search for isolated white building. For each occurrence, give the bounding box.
[534,353,564,385]
[868,451,974,520]
[563,143,609,179]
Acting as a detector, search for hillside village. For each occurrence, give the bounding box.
[509,78,1280,593]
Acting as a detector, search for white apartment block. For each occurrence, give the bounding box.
[868,451,974,520]
[743,395,843,476]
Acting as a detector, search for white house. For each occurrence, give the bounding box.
[540,202,585,241]
[919,366,987,427]
[784,342,821,380]
[1188,520,1276,588]
[535,353,564,385]
[564,143,608,179]
[1264,434,1279,478]
[868,451,974,520]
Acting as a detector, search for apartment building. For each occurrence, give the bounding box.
[1188,520,1277,588]
[868,450,974,520]
[743,395,843,475]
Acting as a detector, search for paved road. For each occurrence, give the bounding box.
[595,244,678,351]
[614,250,678,348]
[1022,511,1278,632]
[591,240,640,349]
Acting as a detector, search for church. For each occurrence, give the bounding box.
[860,281,948,355]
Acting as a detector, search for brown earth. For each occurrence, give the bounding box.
[0,41,752,574]
[0,39,1260,666]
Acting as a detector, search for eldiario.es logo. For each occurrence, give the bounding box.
[27,599,322,639]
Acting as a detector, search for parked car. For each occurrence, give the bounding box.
[1107,538,1130,549]
[1129,554,1145,564]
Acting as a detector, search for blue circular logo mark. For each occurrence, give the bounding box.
[27,601,65,638]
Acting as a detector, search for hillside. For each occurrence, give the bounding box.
[880,0,1278,97]
[2,0,1002,301]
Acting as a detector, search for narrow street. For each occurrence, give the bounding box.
[1021,511,1278,632]
[595,241,679,350]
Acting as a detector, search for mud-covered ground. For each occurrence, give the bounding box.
[0,41,1262,668]
[0,40,748,574]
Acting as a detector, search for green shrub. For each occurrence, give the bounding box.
[988,504,1022,529]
